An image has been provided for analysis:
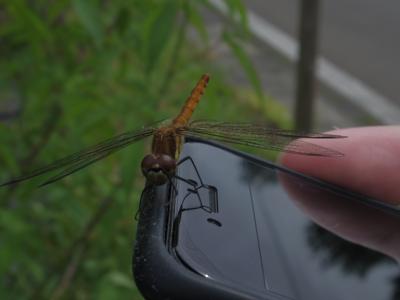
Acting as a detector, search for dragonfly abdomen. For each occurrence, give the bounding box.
[173,74,210,127]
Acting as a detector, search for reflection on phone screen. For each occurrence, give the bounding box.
[172,140,399,300]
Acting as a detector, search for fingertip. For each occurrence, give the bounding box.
[280,125,400,205]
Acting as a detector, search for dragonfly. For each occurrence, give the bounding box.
[0,74,345,188]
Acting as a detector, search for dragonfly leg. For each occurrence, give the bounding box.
[198,184,218,213]
[135,184,153,220]
[175,156,218,213]
[188,187,212,213]
[177,183,218,214]
[171,174,206,210]
[173,174,198,188]
[173,188,220,244]
[177,156,204,186]
[165,172,178,195]
[162,172,180,208]
[176,188,211,213]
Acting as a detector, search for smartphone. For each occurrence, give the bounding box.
[133,137,400,300]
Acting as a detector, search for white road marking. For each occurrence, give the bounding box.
[210,0,400,124]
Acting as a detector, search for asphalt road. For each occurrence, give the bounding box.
[245,0,400,104]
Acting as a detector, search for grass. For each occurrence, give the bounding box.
[0,1,290,299]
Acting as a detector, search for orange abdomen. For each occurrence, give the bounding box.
[172,74,210,127]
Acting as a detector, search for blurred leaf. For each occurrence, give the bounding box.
[143,1,178,74]
[4,0,52,44]
[0,148,18,175]
[224,0,249,33]
[114,6,131,36]
[0,211,30,237]
[72,0,104,47]
[108,271,135,289]
[184,2,208,42]
[223,31,264,102]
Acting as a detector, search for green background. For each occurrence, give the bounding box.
[0,1,289,299]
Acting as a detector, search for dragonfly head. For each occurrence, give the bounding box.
[141,154,177,185]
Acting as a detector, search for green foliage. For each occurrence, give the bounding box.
[0,0,287,299]
[223,31,264,102]
[72,0,104,47]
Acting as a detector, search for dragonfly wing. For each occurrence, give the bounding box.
[183,121,345,157]
[1,127,155,187]
[38,148,119,187]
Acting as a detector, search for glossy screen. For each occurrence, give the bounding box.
[172,140,400,300]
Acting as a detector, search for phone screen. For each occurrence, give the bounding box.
[171,139,400,300]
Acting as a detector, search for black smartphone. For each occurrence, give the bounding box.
[133,138,400,300]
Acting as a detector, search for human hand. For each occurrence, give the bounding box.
[280,126,400,262]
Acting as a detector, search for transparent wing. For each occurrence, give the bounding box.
[182,121,345,157]
[1,127,155,187]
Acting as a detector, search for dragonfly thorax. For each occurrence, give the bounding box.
[141,153,177,185]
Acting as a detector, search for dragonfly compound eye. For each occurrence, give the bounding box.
[141,154,158,175]
[141,154,176,185]
[158,154,177,174]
